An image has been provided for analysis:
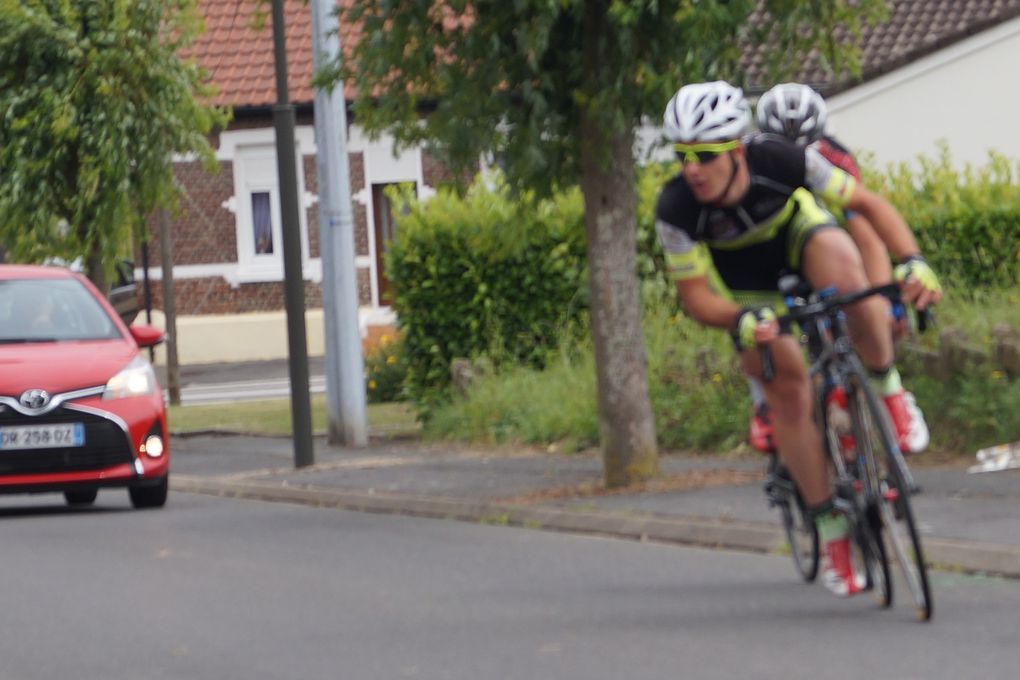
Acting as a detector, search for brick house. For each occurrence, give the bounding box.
[143,0,459,364]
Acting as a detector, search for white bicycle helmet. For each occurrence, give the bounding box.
[663,81,751,143]
[756,83,828,145]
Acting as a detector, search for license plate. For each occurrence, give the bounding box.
[0,423,85,450]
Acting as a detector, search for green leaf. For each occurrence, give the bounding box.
[0,0,230,284]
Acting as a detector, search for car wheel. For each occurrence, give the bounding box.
[129,476,168,509]
[64,489,99,506]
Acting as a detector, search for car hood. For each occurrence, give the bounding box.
[0,341,138,396]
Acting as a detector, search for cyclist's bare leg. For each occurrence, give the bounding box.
[802,227,894,371]
[846,215,905,337]
[845,214,892,286]
[741,335,829,506]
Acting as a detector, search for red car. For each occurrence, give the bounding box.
[0,265,168,508]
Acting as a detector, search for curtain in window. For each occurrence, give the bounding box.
[251,192,274,255]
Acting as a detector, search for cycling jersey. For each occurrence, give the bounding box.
[813,135,861,220]
[656,133,857,296]
[814,135,860,180]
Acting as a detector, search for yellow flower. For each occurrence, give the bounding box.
[386,355,397,365]
[379,334,391,347]
[368,379,377,390]
[711,372,722,383]
[992,370,1005,380]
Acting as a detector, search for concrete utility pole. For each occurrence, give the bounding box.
[310,0,368,447]
[271,0,315,468]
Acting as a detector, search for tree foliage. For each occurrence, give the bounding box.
[322,1,889,489]
[318,0,888,486]
[0,0,229,283]
[323,0,888,193]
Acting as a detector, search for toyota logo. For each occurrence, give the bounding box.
[19,389,51,410]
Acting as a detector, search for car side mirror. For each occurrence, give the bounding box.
[130,324,165,348]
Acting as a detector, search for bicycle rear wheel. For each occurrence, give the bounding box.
[783,487,820,583]
[767,459,819,582]
[845,364,933,621]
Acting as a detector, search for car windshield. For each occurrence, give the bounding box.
[0,278,122,343]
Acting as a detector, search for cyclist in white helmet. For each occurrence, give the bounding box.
[656,80,942,597]
[747,82,931,457]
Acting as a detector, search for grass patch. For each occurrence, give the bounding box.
[424,290,1020,457]
[426,306,749,453]
[909,287,1020,346]
[168,396,420,438]
[426,349,600,452]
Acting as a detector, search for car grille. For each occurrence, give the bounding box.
[0,406,134,476]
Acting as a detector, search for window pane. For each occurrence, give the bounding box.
[251,191,274,255]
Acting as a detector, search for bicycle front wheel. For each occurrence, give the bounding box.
[845,363,933,621]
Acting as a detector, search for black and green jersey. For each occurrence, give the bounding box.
[655,133,857,297]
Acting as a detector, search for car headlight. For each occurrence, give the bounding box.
[103,356,157,400]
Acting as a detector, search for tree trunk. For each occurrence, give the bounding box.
[86,239,110,295]
[578,122,659,488]
[578,1,658,488]
[158,208,182,405]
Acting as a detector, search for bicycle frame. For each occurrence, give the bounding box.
[767,279,934,619]
[781,283,918,492]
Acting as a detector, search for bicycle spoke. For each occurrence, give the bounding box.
[847,364,933,621]
[880,469,932,620]
[767,459,819,582]
[784,494,819,582]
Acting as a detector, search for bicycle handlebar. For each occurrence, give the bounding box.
[759,282,934,382]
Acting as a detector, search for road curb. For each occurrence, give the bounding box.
[172,475,1020,579]
[172,475,784,553]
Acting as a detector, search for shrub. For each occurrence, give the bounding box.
[364,333,407,403]
[860,144,1020,290]
[386,176,588,417]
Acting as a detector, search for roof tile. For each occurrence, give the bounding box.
[743,0,1020,94]
[188,1,1020,108]
[185,0,355,108]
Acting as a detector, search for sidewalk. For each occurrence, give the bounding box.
[169,430,1020,579]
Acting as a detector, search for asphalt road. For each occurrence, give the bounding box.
[1,490,1018,680]
[159,358,325,405]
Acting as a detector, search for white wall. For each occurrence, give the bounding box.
[827,15,1020,170]
[144,307,396,365]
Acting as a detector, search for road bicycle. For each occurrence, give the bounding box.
[762,278,933,621]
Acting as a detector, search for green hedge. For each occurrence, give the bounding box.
[389,148,1019,421]
[862,145,1020,289]
[386,178,587,416]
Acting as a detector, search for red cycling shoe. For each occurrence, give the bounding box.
[821,535,867,597]
[749,403,776,454]
[883,390,929,454]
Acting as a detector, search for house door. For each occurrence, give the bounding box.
[371,182,414,306]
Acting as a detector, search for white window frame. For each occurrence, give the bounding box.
[221,128,318,284]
